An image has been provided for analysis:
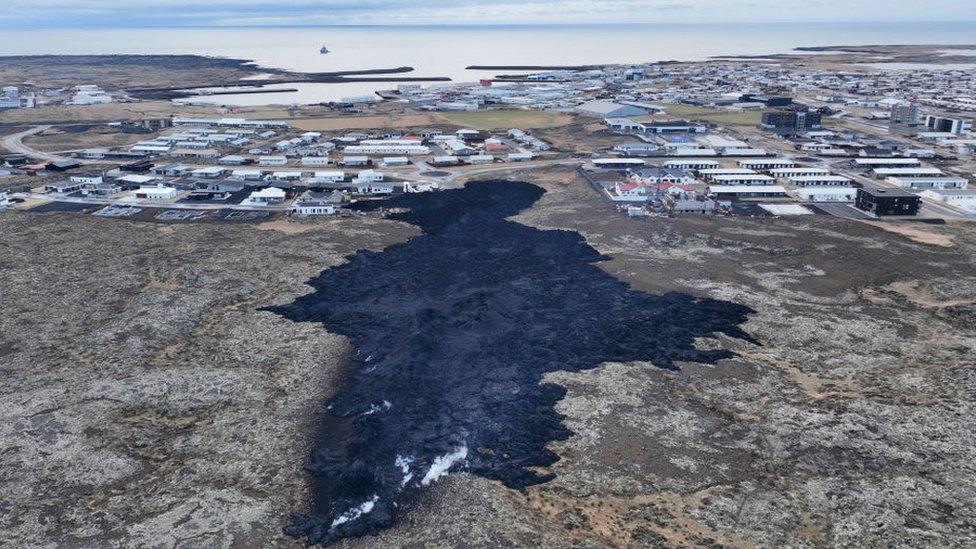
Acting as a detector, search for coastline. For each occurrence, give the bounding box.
[0,55,454,100]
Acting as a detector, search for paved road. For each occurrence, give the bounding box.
[1,125,104,165]
[24,193,293,212]
[810,202,874,220]
[2,126,55,160]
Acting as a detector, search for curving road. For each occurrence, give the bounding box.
[2,125,102,165]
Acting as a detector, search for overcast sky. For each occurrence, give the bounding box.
[5,0,975,27]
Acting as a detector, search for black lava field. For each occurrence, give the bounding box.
[267,180,755,545]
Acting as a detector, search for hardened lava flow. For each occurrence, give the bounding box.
[266,180,755,545]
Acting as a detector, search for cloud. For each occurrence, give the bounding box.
[3,0,975,27]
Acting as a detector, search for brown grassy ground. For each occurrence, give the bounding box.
[435,110,575,130]
[22,126,151,152]
[290,113,444,131]
[0,55,260,91]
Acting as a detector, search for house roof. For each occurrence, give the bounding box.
[251,187,286,198]
[858,187,919,198]
[576,100,647,116]
[631,167,693,179]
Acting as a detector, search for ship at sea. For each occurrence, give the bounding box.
[320,46,329,54]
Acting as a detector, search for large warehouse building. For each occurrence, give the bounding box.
[575,100,648,118]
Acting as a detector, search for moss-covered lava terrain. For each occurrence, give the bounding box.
[1,169,975,547]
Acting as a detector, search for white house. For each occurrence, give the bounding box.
[738,158,795,171]
[380,157,410,167]
[614,143,660,156]
[70,174,103,185]
[132,144,171,154]
[268,171,304,182]
[131,183,178,202]
[592,158,645,169]
[432,155,460,166]
[708,185,788,199]
[872,167,944,179]
[919,189,976,212]
[343,144,430,156]
[230,169,264,181]
[367,181,394,194]
[887,176,968,190]
[293,190,339,216]
[258,155,288,166]
[294,202,335,216]
[854,158,921,169]
[312,171,346,183]
[610,180,652,202]
[788,175,853,187]
[219,155,248,165]
[191,166,226,179]
[670,147,718,157]
[301,156,332,167]
[709,174,776,186]
[699,168,757,180]
[342,156,369,167]
[629,168,696,186]
[721,148,768,157]
[243,187,286,206]
[118,174,157,186]
[663,159,720,170]
[769,167,830,179]
[792,187,858,202]
[355,169,385,183]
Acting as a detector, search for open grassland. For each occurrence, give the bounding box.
[436,110,574,129]
[23,126,151,152]
[0,101,300,124]
[290,113,444,131]
[654,104,762,126]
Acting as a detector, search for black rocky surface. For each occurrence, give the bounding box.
[266,180,755,545]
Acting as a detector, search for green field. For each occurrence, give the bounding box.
[653,104,762,127]
[437,110,574,130]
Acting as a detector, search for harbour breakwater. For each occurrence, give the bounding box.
[126,65,451,100]
[266,180,756,545]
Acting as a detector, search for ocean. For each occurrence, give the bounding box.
[2,22,976,104]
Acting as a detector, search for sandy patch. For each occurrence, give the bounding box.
[862,221,954,247]
[885,280,975,309]
[738,348,862,400]
[256,219,324,234]
[521,486,756,548]
[15,198,52,209]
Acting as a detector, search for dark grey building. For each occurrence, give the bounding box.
[761,109,823,135]
[855,187,921,216]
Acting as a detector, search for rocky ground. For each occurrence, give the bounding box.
[0,212,415,548]
[0,55,269,92]
[2,168,975,548]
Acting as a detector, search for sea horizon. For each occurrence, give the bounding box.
[3,21,976,104]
